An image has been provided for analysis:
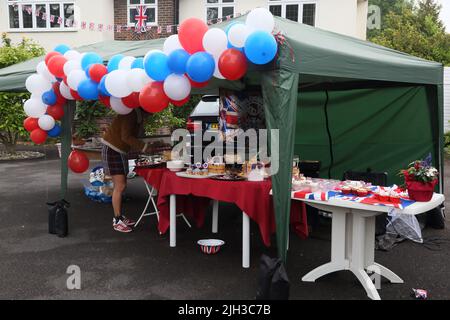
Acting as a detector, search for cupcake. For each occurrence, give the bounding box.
[357,188,369,197]
[341,186,352,194]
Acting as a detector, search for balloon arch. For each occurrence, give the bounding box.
[22,8,278,172]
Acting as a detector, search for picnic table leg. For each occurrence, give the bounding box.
[242,212,250,269]
[302,208,349,282]
[364,214,403,284]
[349,213,381,300]
[212,200,219,234]
[170,194,176,247]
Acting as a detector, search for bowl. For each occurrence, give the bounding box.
[197,239,225,254]
[167,160,185,172]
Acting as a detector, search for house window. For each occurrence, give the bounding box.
[127,0,157,26]
[268,1,316,26]
[7,1,76,31]
[206,0,234,22]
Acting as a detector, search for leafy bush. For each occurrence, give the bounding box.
[0,33,44,153]
[144,96,200,135]
[74,100,114,139]
[444,131,450,155]
[0,92,30,153]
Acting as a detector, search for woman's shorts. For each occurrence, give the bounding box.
[101,145,129,176]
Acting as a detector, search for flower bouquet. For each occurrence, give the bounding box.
[399,154,438,202]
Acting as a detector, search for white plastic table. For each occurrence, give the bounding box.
[294,193,445,300]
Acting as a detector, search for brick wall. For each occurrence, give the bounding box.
[113,0,176,41]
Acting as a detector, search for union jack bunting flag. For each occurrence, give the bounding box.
[89,22,95,31]
[134,5,148,33]
[57,16,63,25]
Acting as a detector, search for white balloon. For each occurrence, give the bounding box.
[228,24,251,48]
[202,28,228,56]
[64,50,81,61]
[144,49,164,65]
[163,35,182,55]
[24,99,47,118]
[126,68,152,92]
[38,115,55,131]
[118,56,136,70]
[67,69,87,90]
[59,81,74,100]
[246,8,275,33]
[36,61,56,83]
[110,97,133,115]
[64,59,82,77]
[212,54,225,80]
[105,70,132,98]
[25,74,52,95]
[163,74,191,101]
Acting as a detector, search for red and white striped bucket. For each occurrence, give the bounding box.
[197,239,225,255]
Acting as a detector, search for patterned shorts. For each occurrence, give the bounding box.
[102,145,129,176]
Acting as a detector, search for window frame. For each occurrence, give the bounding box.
[267,0,317,26]
[205,0,235,22]
[127,0,158,27]
[7,0,76,32]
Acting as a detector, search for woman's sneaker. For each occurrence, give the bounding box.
[113,219,132,233]
[122,216,136,227]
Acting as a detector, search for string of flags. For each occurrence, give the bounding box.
[10,3,249,35]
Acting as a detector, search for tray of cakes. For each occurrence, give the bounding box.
[176,163,221,179]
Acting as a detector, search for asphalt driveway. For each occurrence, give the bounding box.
[0,148,449,300]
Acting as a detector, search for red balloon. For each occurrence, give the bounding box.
[45,51,61,65]
[139,82,169,113]
[23,117,39,132]
[46,104,65,120]
[30,128,47,145]
[187,75,209,88]
[68,150,90,174]
[52,82,61,96]
[99,95,111,108]
[70,89,83,101]
[122,92,140,109]
[218,49,248,81]
[170,96,190,107]
[88,64,108,83]
[178,18,209,54]
[47,55,67,78]
[55,94,67,106]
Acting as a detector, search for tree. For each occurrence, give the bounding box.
[368,0,450,66]
[0,33,45,154]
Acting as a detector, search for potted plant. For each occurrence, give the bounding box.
[399,154,438,202]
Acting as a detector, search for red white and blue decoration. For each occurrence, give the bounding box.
[134,5,148,34]
[22,8,278,150]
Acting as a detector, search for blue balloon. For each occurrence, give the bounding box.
[42,90,57,105]
[186,52,215,83]
[85,65,92,78]
[47,124,61,137]
[81,52,103,70]
[244,31,278,65]
[54,44,70,55]
[98,75,111,97]
[168,49,190,75]
[144,52,171,81]
[78,79,99,100]
[107,54,124,72]
[131,57,144,69]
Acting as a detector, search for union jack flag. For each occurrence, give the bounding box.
[134,5,148,33]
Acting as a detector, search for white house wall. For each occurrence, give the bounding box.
[179,0,369,39]
[0,0,114,52]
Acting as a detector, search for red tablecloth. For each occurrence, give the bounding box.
[134,167,166,189]
[135,168,308,247]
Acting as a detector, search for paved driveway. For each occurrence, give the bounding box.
[0,152,449,300]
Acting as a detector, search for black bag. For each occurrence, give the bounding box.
[426,204,445,229]
[47,200,70,237]
[256,255,290,300]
